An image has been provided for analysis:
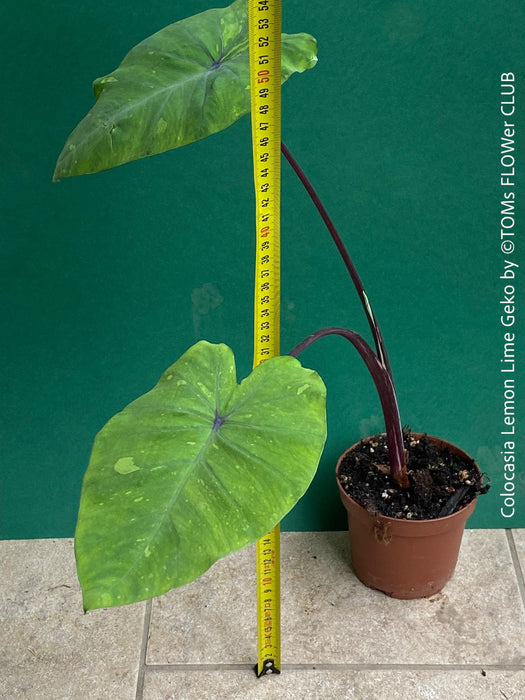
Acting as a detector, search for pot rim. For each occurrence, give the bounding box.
[336,432,480,526]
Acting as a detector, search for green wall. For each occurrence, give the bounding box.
[2,1,523,538]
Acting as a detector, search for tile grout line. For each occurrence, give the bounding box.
[135,599,153,700]
[506,529,525,610]
[285,663,525,672]
[143,663,525,673]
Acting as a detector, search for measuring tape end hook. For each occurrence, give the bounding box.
[254,659,281,678]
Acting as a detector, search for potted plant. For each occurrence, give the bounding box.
[54,0,488,611]
[278,146,489,599]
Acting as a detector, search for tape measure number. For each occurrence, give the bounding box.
[248,0,282,678]
[249,0,281,367]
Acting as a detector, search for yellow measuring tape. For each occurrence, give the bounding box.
[248,0,282,678]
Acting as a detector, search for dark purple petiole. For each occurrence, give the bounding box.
[282,143,408,486]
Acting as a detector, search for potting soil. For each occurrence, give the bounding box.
[337,431,489,520]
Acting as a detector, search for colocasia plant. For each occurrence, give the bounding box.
[55,0,487,611]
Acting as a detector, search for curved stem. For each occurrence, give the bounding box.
[281,141,393,379]
[289,327,408,488]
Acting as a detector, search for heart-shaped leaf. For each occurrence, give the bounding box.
[54,0,317,179]
[75,341,326,610]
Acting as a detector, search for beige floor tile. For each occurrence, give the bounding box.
[141,667,525,700]
[0,538,145,700]
[146,542,257,665]
[147,530,525,668]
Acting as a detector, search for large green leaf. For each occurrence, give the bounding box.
[54,0,317,179]
[75,341,326,610]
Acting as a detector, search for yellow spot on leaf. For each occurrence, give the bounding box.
[156,118,168,135]
[114,457,140,475]
[197,381,211,396]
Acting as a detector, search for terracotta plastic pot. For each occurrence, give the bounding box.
[336,433,479,599]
